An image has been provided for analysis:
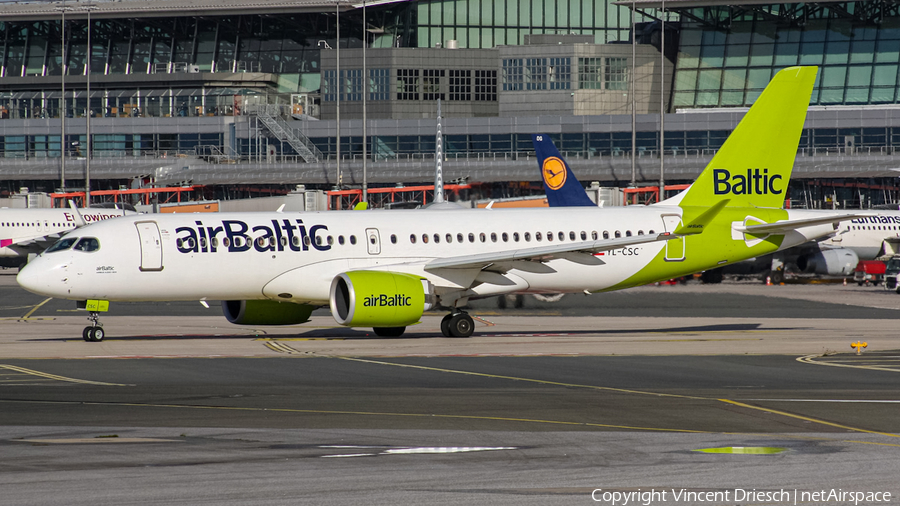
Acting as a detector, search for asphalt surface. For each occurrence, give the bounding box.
[2,270,900,505]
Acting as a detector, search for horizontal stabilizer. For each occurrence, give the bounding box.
[733,212,876,235]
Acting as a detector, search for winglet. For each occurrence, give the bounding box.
[674,199,730,235]
[532,134,596,207]
[354,202,369,211]
[68,200,86,227]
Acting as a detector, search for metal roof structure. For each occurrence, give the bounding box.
[0,0,383,20]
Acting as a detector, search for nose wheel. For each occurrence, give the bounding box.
[440,311,474,338]
[82,311,105,342]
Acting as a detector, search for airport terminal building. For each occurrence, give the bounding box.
[1,0,899,207]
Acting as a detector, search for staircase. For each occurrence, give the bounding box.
[252,105,322,163]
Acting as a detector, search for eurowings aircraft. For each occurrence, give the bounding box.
[17,66,861,342]
[1,205,129,268]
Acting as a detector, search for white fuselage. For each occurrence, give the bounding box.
[818,212,900,259]
[17,206,834,305]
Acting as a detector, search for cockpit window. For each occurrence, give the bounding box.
[45,237,78,253]
[73,237,100,252]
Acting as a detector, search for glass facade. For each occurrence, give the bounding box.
[675,8,900,108]
[416,0,641,47]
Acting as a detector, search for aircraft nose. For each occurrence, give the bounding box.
[16,261,44,295]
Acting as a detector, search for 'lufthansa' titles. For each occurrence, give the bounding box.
[713,168,782,196]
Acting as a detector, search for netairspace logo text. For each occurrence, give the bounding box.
[591,488,893,505]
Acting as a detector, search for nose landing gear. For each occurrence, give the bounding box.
[82,311,105,342]
[440,311,474,338]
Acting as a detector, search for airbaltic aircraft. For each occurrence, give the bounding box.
[1,205,129,268]
[17,66,862,341]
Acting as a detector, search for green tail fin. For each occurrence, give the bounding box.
[678,66,818,209]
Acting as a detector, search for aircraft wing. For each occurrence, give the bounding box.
[425,232,675,271]
[2,233,66,254]
[733,212,875,235]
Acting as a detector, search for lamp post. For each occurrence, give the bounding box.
[85,3,95,206]
[659,0,665,202]
[362,0,367,204]
[60,1,68,193]
[335,0,341,190]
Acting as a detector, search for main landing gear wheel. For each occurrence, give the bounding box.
[441,312,474,338]
[373,326,406,337]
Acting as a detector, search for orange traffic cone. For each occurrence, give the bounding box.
[766,276,772,286]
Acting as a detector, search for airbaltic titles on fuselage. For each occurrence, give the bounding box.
[713,168,783,196]
[174,219,331,253]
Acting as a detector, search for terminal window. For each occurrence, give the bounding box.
[549,57,571,90]
[578,58,602,89]
[526,58,548,90]
[423,69,445,101]
[449,70,472,101]
[397,69,420,100]
[474,70,497,101]
[605,57,628,90]
[369,69,390,101]
[502,59,524,91]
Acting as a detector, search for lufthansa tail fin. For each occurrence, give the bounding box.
[532,134,596,207]
[677,66,817,209]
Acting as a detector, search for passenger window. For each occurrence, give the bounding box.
[46,237,78,253]
[648,230,655,235]
[580,231,587,240]
[350,235,357,245]
[615,231,622,238]
[457,233,464,243]
[547,232,554,242]
[73,237,100,252]
[423,234,429,243]
[223,237,232,248]
[410,234,416,244]
[558,231,565,241]
[490,232,497,242]
[480,233,486,242]
[291,236,301,247]
[327,236,334,246]
[592,231,598,240]
[569,231,576,241]
[434,233,440,243]
[536,232,542,241]
[468,233,475,243]
[303,237,311,247]
[339,236,345,245]
[524,232,531,242]
[501,232,508,242]
[603,231,609,239]
[513,232,520,242]
[626,231,632,237]
[280,237,288,247]
[316,236,323,246]
[212,238,219,249]
[390,234,397,244]
[638,230,644,236]
[446,233,452,243]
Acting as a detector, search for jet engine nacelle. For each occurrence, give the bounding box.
[329,271,434,327]
[796,248,859,276]
[222,300,315,325]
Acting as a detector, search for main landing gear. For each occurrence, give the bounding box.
[82,311,105,342]
[440,311,474,338]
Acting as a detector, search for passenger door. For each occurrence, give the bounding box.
[135,221,163,271]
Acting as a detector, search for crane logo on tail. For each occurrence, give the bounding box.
[542,157,567,190]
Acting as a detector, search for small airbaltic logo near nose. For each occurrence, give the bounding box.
[363,294,412,307]
[713,168,783,195]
